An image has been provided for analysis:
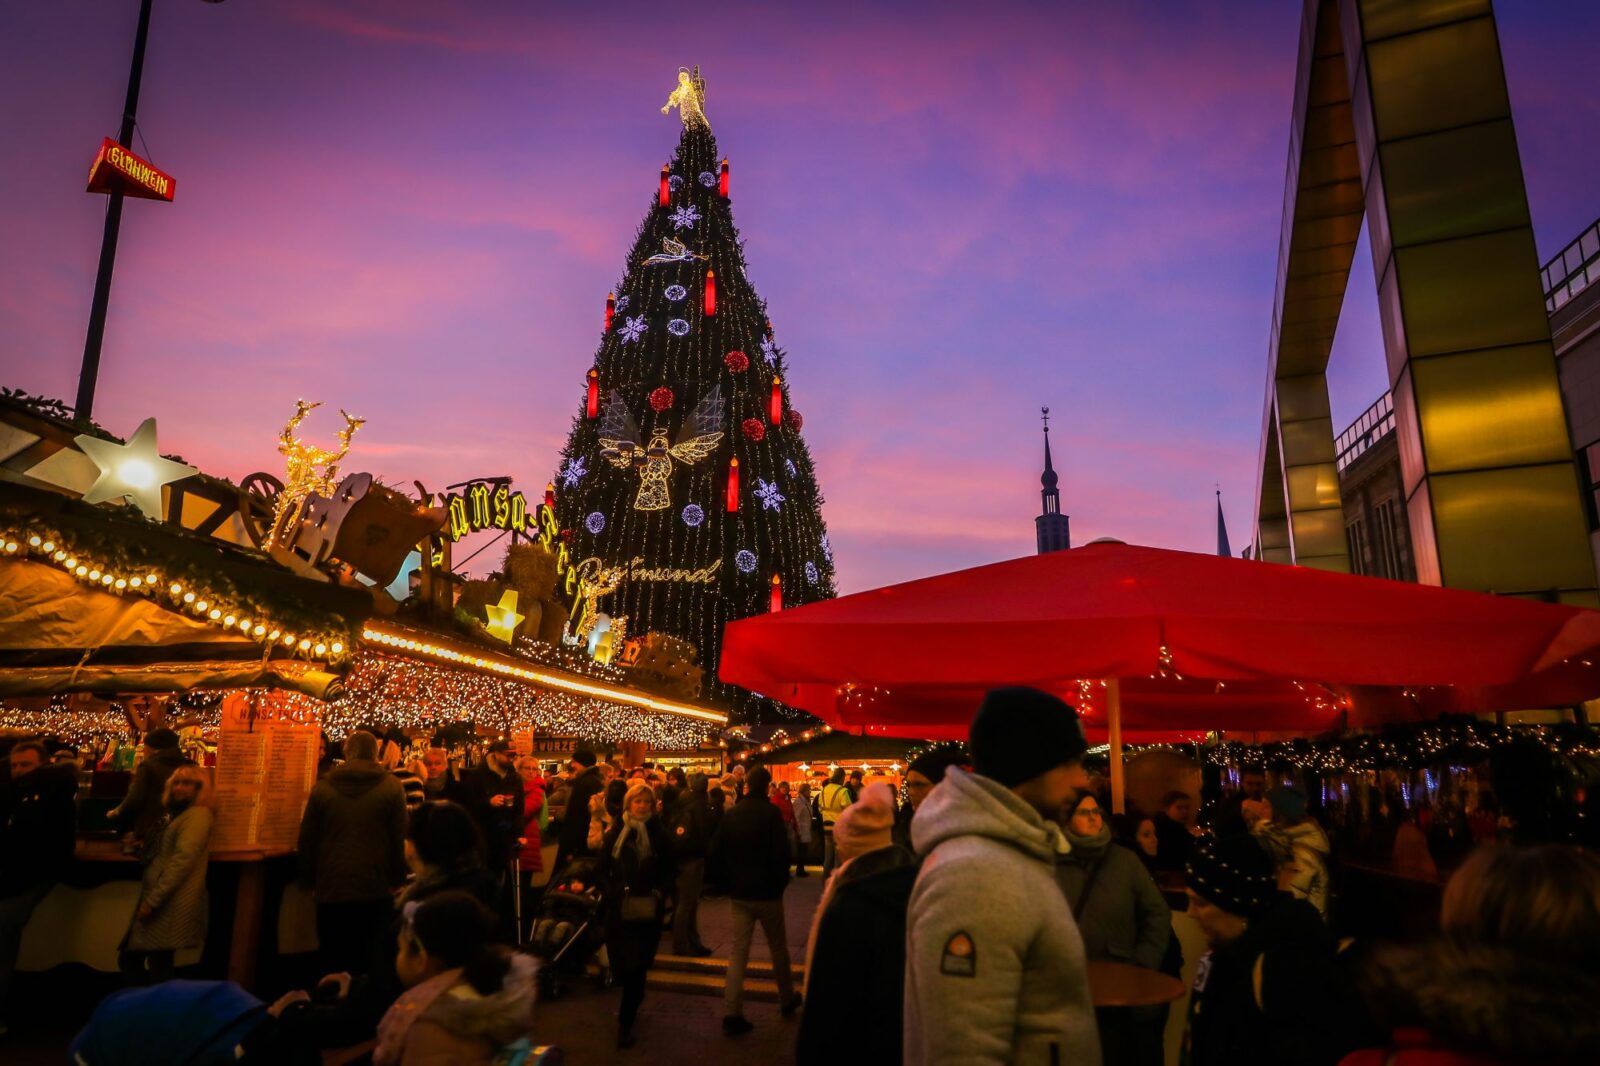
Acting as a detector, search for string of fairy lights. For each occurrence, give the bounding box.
[0,530,352,661]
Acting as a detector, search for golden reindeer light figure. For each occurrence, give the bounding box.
[269,400,364,546]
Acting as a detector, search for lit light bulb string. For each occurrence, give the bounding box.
[325,652,712,749]
[0,531,350,661]
[361,623,727,726]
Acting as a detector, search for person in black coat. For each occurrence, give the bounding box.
[710,766,800,1034]
[462,739,525,878]
[668,773,712,956]
[1,740,78,1032]
[1182,835,1362,1066]
[108,728,191,854]
[596,783,672,1049]
[555,749,604,873]
[270,800,497,1051]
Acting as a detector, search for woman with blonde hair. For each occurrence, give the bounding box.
[596,782,673,1048]
[1344,844,1600,1066]
[118,765,214,985]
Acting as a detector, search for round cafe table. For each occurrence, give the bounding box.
[1087,959,1186,1007]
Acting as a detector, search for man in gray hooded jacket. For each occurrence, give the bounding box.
[905,687,1100,1065]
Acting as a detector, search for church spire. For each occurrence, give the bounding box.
[1216,487,1233,558]
[1035,408,1071,554]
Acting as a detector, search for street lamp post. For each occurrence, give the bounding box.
[76,0,222,421]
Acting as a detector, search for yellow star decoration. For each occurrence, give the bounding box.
[484,590,524,644]
[74,418,198,520]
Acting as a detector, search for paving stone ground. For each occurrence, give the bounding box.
[532,871,823,1064]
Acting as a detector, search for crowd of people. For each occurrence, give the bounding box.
[1,694,1597,1064]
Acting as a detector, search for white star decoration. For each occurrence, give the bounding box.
[74,418,197,520]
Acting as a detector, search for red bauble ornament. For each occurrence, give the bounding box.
[726,458,740,513]
[604,291,615,333]
[659,164,670,207]
[770,573,783,613]
[724,350,749,373]
[718,157,730,199]
[649,387,675,412]
[741,418,766,442]
[770,377,783,425]
[785,409,804,432]
[586,369,600,419]
[704,270,716,317]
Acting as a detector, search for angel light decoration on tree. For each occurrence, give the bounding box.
[661,65,710,130]
[598,386,724,511]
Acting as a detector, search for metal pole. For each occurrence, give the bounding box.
[77,0,155,420]
[1107,677,1126,815]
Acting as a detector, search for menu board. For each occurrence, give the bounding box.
[211,692,321,852]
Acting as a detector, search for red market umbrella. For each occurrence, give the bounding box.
[720,541,1600,809]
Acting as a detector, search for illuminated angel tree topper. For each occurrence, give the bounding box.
[552,70,836,720]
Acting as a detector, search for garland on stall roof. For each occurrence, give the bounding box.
[1106,716,1600,773]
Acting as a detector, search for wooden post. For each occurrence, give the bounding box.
[227,858,266,990]
[1107,677,1126,815]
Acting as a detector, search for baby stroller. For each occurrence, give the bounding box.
[527,856,609,999]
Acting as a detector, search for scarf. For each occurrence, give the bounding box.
[612,816,652,862]
[373,966,463,1065]
[1062,822,1112,863]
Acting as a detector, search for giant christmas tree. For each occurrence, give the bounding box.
[552,69,836,717]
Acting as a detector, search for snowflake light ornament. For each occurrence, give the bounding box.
[821,534,833,563]
[664,284,687,302]
[805,561,819,584]
[561,457,588,488]
[618,315,647,343]
[735,550,757,573]
[785,459,797,478]
[585,512,607,534]
[760,337,778,365]
[754,478,785,512]
[698,171,717,187]
[670,204,700,231]
[667,318,690,336]
[682,503,705,528]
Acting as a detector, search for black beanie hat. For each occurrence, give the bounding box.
[144,728,180,751]
[968,687,1089,788]
[1186,835,1276,917]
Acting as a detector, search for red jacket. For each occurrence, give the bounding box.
[772,791,796,828]
[518,781,545,870]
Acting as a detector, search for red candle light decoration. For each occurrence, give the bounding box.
[604,291,615,333]
[726,458,740,512]
[718,157,729,198]
[770,377,783,425]
[586,369,600,419]
[770,573,782,613]
[704,270,716,317]
[659,164,671,207]
[544,482,556,509]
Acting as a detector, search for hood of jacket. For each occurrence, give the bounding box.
[325,758,391,798]
[420,953,537,1049]
[1362,941,1600,1065]
[910,767,1065,865]
[1278,817,1330,855]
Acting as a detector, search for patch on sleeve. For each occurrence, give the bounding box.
[939,931,976,977]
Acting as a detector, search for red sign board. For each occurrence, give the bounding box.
[86,138,175,202]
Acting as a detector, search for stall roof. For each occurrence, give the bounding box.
[0,480,370,696]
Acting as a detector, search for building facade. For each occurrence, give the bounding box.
[1338,215,1600,587]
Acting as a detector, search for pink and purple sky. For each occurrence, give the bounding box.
[3,1,1598,593]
